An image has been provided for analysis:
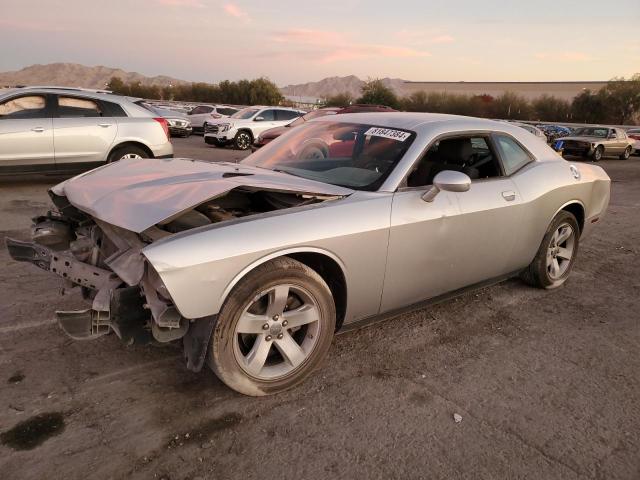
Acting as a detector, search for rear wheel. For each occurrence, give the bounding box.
[234,130,253,150]
[591,145,603,162]
[620,146,631,160]
[521,211,579,289]
[208,257,336,396]
[107,145,148,163]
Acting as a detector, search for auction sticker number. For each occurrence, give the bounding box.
[365,127,411,142]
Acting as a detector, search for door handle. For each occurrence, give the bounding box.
[98,123,112,128]
[31,127,45,133]
[502,190,516,201]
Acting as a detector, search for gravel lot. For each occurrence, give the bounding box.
[0,137,639,480]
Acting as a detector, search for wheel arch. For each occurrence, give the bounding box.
[220,247,348,330]
[557,200,585,235]
[107,141,154,161]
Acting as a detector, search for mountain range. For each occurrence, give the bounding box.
[0,63,402,98]
[0,63,187,89]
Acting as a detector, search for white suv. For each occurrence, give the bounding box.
[188,105,240,133]
[0,87,173,175]
[204,106,304,150]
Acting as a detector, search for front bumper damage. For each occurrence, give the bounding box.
[5,213,215,372]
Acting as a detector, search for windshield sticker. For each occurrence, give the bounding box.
[364,127,411,142]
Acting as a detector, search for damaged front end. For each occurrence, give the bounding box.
[6,191,189,346]
[6,166,346,372]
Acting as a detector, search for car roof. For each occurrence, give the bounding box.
[311,112,513,132]
[0,86,135,104]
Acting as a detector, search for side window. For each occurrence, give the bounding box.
[494,135,533,176]
[58,96,103,118]
[217,107,237,116]
[0,95,47,119]
[407,135,502,187]
[190,106,205,114]
[258,109,276,121]
[102,101,127,117]
[276,110,301,121]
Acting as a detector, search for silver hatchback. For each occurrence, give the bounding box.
[0,87,173,174]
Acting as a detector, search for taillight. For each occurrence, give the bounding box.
[153,117,170,140]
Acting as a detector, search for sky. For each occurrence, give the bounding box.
[0,0,638,86]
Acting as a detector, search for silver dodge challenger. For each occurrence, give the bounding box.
[6,113,611,396]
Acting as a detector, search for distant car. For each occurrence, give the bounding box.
[0,86,173,175]
[537,125,572,144]
[204,106,305,150]
[626,128,640,156]
[188,105,240,133]
[511,122,547,142]
[555,126,634,161]
[7,113,610,396]
[252,104,398,151]
[136,102,192,138]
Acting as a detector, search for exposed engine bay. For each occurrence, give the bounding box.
[6,187,332,355]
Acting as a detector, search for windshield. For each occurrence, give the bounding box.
[573,127,609,137]
[231,108,259,119]
[288,110,337,128]
[242,121,415,191]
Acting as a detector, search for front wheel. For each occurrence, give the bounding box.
[234,131,253,150]
[591,145,603,162]
[520,211,580,289]
[208,257,336,396]
[620,146,631,160]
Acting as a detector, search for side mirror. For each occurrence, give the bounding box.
[254,116,265,122]
[422,170,471,202]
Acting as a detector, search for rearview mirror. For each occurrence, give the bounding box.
[422,170,471,202]
[254,116,265,122]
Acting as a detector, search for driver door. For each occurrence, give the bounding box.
[380,133,524,313]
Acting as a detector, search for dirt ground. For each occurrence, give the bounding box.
[0,138,639,480]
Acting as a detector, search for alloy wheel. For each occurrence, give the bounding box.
[546,222,575,280]
[233,284,321,380]
[236,133,251,150]
[119,153,143,160]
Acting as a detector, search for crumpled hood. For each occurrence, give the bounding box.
[52,158,353,233]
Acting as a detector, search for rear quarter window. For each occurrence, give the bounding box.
[494,134,534,176]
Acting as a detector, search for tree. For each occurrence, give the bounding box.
[107,76,128,95]
[324,92,354,107]
[531,95,570,122]
[571,90,607,124]
[600,74,640,124]
[357,79,400,109]
[489,92,531,120]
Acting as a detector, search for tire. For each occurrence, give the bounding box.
[520,211,580,289]
[591,145,603,162]
[234,130,253,150]
[107,145,149,163]
[208,257,336,396]
[619,146,631,160]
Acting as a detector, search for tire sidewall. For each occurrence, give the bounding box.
[209,259,336,396]
[535,211,580,289]
[592,146,603,162]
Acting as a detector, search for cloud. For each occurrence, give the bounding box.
[534,52,591,62]
[270,29,430,63]
[0,18,69,32]
[224,3,250,21]
[395,30,455,45]
[155,0,204,6]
